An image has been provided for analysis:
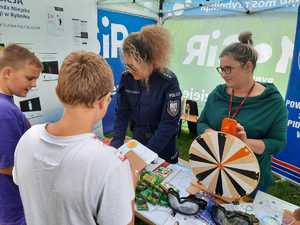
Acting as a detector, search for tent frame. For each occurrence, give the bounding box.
[98,0,300,22]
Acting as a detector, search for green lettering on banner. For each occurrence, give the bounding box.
[165,12,297,111]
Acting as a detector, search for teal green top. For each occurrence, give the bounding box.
[197,83,288,191]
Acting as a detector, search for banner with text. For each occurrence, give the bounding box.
[164,12,297,111]
[272,6,300,184]
[163,0,299,17]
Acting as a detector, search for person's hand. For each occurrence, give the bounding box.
[125,151,146,187]
[236,123,247,143]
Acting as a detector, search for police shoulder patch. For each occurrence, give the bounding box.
[168,91,181,98]
[159,68,176,80]
[167,99,180,117]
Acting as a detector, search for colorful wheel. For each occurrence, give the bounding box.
[189,131,260,199]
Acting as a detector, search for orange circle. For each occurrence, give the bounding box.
[127,140,138,148]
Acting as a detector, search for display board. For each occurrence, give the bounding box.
[0,0,104,136]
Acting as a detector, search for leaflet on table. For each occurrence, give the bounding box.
[163,164,194,196]
[118,140,159,164]
[145,157,165,172]
[136,204,172,225]
[253,191,299,225]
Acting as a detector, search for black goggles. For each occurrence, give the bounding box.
[211,204,259,225]
[167,188,207,216]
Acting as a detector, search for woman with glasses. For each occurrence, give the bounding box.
[110,25,182,163]
[197,31,287,194]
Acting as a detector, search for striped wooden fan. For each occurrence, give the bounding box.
[189,131,260,200]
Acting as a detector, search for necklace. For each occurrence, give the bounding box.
[228,82,256,119]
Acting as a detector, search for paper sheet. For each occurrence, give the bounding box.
[164,213,208,225]
[118,140,158,164]
[253,191,299,225]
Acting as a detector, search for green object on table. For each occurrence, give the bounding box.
[142,171,164,186]
[136,195,149,211]
[135,170,172,208]
[136,181,148,192]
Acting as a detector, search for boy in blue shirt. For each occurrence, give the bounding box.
[0,44,42,225]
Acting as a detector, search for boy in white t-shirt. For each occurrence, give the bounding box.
[13,52,136,225]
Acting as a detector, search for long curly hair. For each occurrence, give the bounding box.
[122,25,171,70]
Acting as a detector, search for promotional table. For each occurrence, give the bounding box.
[135,159,299,225]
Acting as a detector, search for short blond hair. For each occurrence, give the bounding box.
[0,44,43,70]
[56,51,114,108]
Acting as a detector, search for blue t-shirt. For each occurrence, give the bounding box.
[0,93,29,225]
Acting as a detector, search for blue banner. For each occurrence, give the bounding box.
[272,5,300,184]
[97,9,156,133]
[163,0,298,18]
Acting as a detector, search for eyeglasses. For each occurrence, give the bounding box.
[106,92,113,103]
[167,188,207,216]
[211,204,260,225]
[125,63,138,73]
[216,64,243,75]
[98,91,113,103]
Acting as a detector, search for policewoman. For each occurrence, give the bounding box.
[110,25,182,163]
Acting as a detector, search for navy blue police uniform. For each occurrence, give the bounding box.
[111,68,182,163]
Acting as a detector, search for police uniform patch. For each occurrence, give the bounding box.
[167,100,180,117]
[168,92,181,98]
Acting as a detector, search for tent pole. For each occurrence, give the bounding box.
[237,0,250,14]
[158,0,164,24]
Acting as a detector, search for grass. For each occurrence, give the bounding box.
[268,177,300,206]
[176,127,197,160]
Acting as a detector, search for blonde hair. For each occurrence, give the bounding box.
[0,44,43,70]
[220,31,258,71]
[122,25,171,70]
[56,51,114,108]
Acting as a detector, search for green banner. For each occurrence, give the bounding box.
[164,12,297,110]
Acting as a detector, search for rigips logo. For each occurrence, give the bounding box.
[98,16,128,59]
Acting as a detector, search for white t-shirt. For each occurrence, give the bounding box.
[13,124,134,225]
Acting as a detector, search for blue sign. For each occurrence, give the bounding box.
[163,0,298,18]
[97,9,156,133]
[272,5,300,184]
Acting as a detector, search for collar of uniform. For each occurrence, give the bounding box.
[155,68,175,81]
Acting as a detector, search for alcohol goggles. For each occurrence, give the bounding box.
[211,204,260,225]
[167,188,207,216]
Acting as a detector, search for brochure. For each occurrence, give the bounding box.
[118,140,159,164]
